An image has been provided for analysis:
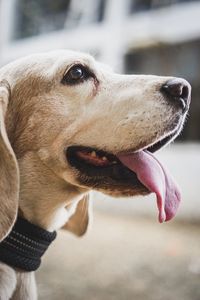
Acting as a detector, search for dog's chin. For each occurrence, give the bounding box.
[66,125,181,196]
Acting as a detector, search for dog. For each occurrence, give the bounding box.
[0,49,191,299]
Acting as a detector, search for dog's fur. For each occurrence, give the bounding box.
[0,50,189,299]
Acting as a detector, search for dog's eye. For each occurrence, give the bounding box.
[62,65,92,85]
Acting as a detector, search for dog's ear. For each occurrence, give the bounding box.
[62,194,91,237]
[0,81,19,241]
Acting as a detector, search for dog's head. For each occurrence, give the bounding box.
[0,50,191,239]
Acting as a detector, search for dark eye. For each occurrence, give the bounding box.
[61,64,92,85]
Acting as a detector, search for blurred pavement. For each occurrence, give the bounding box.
[37,212,200,300]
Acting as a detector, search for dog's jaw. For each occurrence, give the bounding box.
[18,151,87,231]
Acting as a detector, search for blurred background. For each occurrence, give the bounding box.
[0,0,200,299]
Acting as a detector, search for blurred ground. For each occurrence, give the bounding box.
[37,212,200,300]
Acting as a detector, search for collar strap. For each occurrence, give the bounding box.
[0,217,57,271]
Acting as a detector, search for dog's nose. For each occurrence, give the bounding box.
[161,78,191,112]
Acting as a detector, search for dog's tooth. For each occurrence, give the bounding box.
[91,151,97,157]
[102,156,108,161]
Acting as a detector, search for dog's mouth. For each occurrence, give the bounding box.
[67,135,171,169]
[66,131,181,223]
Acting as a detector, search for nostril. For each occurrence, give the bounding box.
[181,85,189,101]
[161,78,191,112]
[162,83,182,98]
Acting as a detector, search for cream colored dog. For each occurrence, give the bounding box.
[0,50,191,299]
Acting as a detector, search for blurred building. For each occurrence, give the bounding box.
[0,0,199,220]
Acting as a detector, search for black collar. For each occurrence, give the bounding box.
[0,217,57,271]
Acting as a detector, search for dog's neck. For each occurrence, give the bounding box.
[18,151,85,232]
[19,192,82,232]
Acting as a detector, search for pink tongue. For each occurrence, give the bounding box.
[117,151,181,223]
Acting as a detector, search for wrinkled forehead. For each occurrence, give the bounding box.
[38,50,101,71]
[46,49,96,71]
[45,50,113,76]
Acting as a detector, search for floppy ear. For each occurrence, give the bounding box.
[62,194,91,237]
[0,81,19,241]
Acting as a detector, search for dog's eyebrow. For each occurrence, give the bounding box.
[96,62,113,73]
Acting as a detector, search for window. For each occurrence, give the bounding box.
[13,0,70,40]
[124,40,200,141]
[129,0,200,13]
[12,0,106,40]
